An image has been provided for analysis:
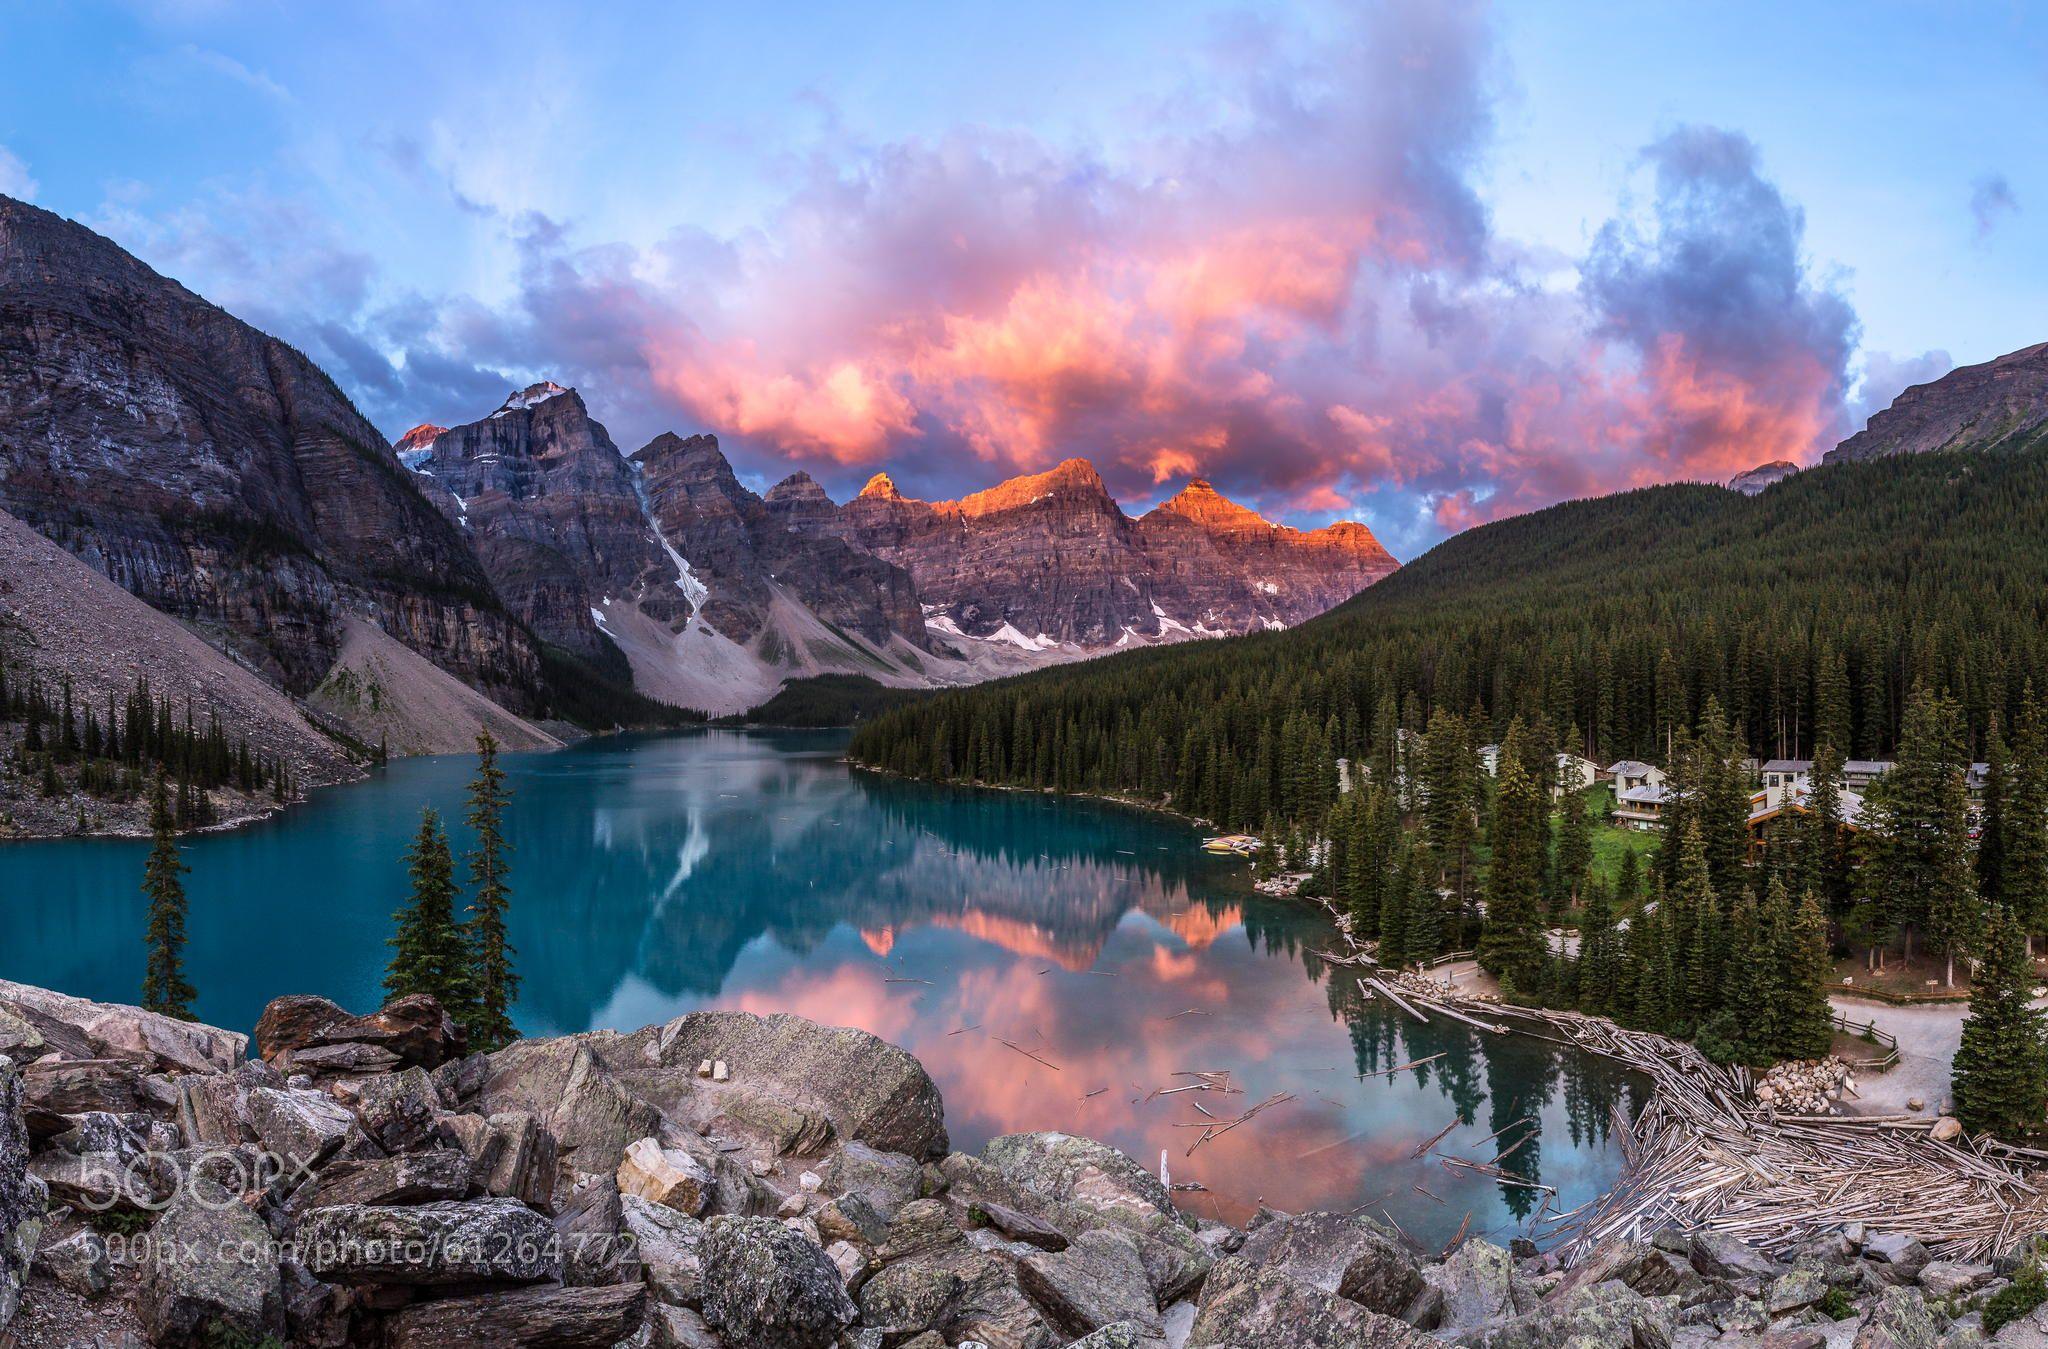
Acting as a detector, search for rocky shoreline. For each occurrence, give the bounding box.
[0,977,2034,1348]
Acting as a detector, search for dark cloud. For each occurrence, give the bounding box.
[1970,173,2018,239]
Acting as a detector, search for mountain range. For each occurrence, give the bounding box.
[0,194,1403,750]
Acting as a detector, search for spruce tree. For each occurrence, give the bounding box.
[462,732,520,1052]
[1577,877,1617,1018]
[1865,687,1981,983]
[1952,905,2048,1138]
[1478,721,1547,990]
[1979,715,2010,905]
[2004,693,2048,950]
[385,808,474,1015]
[1774,889,1836,1062]
[139,776,196,1020]
[1552,787,1593,920]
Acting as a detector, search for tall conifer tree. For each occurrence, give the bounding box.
[139,776,196,1020]
[462,732,519,1052]
[385,808,474,1016]
[1952,905,2048,1138]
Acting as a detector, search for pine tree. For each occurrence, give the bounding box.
[1577,877,1617,1018]
[1552,787,1593,920]
[139,776,196,1020]
[2004,693,2048,949]
[1979,715,2010,905]
[1480,721,1549,991]
[1952,905,2048,1138]
[1864,687,1982,983]
[462,732,520,1052]
[385,808,475,1016]
[1775,889,1836,1062]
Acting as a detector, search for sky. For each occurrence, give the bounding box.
[2,1,2042,558]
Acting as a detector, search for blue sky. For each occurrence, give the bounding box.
[2,1,2041,556]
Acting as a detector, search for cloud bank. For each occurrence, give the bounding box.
[91,0,1871,554]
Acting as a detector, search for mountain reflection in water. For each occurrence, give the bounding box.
[0,729,1638,1243]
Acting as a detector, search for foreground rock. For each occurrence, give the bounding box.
[0,979,2023,1347]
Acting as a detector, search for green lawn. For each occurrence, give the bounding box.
[1558,783,1660,890]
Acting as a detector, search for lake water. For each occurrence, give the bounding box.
[0,729,1638,1245]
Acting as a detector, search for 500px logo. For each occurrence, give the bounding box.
[69,1148,323,1213]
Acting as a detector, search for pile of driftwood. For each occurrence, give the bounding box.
[1396,986,2048,1263]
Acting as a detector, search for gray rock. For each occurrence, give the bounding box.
[346,1065,439,1153]
[698,1215,856,1349]
[1,1064,42,1334]
[970,1198,1067,1251]
[1069,1324,1156,1348]
[1456,1280,1675,1349]
[1864,1233,1933,1281]
[18,1059,145,1136]
[1919,1262,1994,1297]
[139,1181,284,1344]
[285,1148,471,1212]
[1234,1210,1423,1316]
[298,1198,561,1286]
[611,1011,950,1159]
[383,1282,646,1348]
[1426,1239,1535,1331]
[555,1170,629,1287]
[0,979,245,1074]
[816,1190,891,1247]
[475,1036,662,1169]
[255,993,465,1073]
[436,1109,558,1206]
[247,1085,356,1173]
[1854,1286,1938,1348]
[856,1238,1057,1348]
[1691,1230,1782,1282]
[1770,1269,1828,1316]
[31,1229,109,1298]
[1019,1228,1161,1339]
[1188,1255,1433,1347]
[1552,1241,1701,1302]
[824,1141,924,1221]
[880,1198,970,1263]
[175,1073,253,1148]
[30,1113,173,1210]
[622,1193,706,1308]
[648,1303,726,1348]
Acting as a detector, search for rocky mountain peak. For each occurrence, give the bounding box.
[1824,340,2048,463]
[766,471,833,506]
[858,471,904,501]
[495,379,573,415]
[1151,477,1275,532]
[952,457,1110,516]
[394,423,446,464]
[1727,460,1800,495]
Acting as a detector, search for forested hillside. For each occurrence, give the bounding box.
[849,437,2048,834]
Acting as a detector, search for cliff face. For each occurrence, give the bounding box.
[397,383,682,663]
[1825,341,2048,463]
[770,461,1398,646]
[0,195,540,703]
[631,433,926,652]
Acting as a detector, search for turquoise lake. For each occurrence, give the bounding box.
[0,728,1637,1245]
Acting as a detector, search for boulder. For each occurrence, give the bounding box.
[474,1037,662,1167]
[697,1215,856,1349]
[612,1011,949,1159]
[32,1229,109,1298]
[18,1059,144,1135]
[555,1171,630,1286]
[346,1066,440,1153]
[971,1198,1068,1251]
[0,1059,43,1332]
[175,1073,253,1148]
[247,1085,356,1173]
[139,1182,285,1344]
[285,1148,471,1212]
[982,1132,1179,1231]
[1188,1255,1433,1347]
[1863,1233,1933,1280]
[1234,1210,1423,1316]
[620,1135,714,1216]
[1070,1326,1157,1348]
[1425,1239,1535,1331]
[1690,1230,1782,1282]
[1852,1286,1937,1349]
[0,1011,42,1060]
[623,1193,706,1308]
[298,1198,561,1286]
[255,993,464,1072]
[1019,1228,1162,1340]
[1930,1117,1964,1143]
[856,1228,1058,1348]
[649,1304,727,1348]
[1552,1240,1700,1301]
[436,1109,558,1207]
[384,1282,646,1347]
[1918,1260,1993,1296]
[824,1141,925,1221]
[1768,1268,1828,1316]
[0,979,245,1074]
[1462,1279,1676,1349]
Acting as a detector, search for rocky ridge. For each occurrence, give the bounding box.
[1826,342,2048,464]
[0,195,542,710]
[0,977,2020,1349]
[770,460,1399,649]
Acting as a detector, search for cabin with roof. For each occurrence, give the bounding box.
[1612,782,1674,831]
[1746,783,1866,860]
[1607,760,1665,796]
[1555,753,1600,798]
